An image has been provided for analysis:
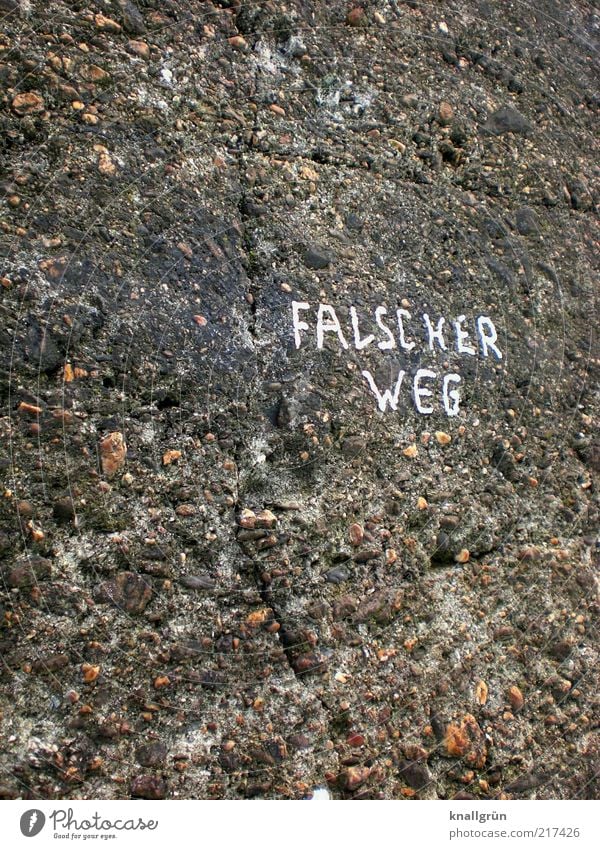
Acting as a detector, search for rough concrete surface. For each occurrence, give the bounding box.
[0,0,598,800]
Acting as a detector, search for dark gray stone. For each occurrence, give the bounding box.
[483,106,532,135]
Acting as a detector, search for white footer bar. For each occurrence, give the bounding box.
[2,799,598,848]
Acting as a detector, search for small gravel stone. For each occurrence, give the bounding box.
[398,760,431,790]
[162,449,182,465]
[32,653,69,674]
[95,13,122,33]
[127,39,150,59]
[346,7,366,27]
[438,101,454,125]
[483,106,532,135]
[340,765,370,791]
[16,500,34,519]
[228,36,248,51]
[100,432,127,478]
[180,574,216,590]
[93,572,152,614]
[6,557,52,588]
[81,663,100,683]
[303,246,333,269]
[516,207,539,235]
[508,685,524,711]
[53,497,75,523]
[475,680,488,705]
[444,714,487,769]
[120,0,146,35]
[348,523,364,546]
[353,548,382,563]
[324,567,349,584]
[12,92,45,116]
[130,775,167,799]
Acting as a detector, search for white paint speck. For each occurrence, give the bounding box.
[310,786,331,800]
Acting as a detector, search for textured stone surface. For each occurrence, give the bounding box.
[0,0,597,801]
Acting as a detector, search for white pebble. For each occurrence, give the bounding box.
[309,786,331,800]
